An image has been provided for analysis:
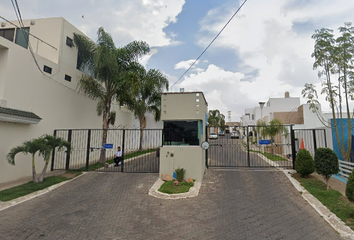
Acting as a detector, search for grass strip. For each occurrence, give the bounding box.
[158,181,194,194]
[0,175,71,202]
[294,174,354,230]
[250,149,288,161]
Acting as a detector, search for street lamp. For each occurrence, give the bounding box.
[258,101,266,152]
[259,101,265,120]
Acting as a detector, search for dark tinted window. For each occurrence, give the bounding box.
[64,74,71,82]
[0,28,15,42]
[163,121,200,146]
[43,65,52,74]
[15,27,30,49]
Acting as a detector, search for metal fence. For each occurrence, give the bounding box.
[51,129,162,173]
[293,129,327,157]
[207,126,328,169]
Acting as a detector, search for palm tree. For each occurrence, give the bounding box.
[257,118,288,156]
[7,138,51,183]
[120,63,168,150]
[208,109,225,133]
[74,27,149,162]
[38,135,71,182]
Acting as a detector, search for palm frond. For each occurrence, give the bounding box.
[6,145,27,165]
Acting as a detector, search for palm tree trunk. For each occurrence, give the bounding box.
[100,111,109,163]
[32,154,38,183]
[139,116,146,151]
[38,158,50,182]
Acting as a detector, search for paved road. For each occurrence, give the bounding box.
[0,169,342,239]
[208,136,293,168]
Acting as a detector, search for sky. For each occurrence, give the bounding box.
[2,0,354,122]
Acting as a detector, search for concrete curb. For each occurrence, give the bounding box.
[0,172,86,212]
[148,178,201,200]
[283,169,354,240]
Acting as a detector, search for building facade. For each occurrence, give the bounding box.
[0,17,159,184]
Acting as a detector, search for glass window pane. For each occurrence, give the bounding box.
[163,121,200,146]
[0,29,15,42]
[15,27,30,49]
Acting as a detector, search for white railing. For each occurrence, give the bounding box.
[338,160,354,179]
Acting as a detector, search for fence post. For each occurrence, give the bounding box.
[65,130,72,170]
[324,129,328,148]
[205,125,208,168]
[121,129,126,172]
[85,130,91,171]
[312,129,317,152]
[50,130,57,171]
[290,126,296,169]
[247,126,250,167]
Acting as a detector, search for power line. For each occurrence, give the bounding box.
[171,0,248,89]
[10,0,45,75]
[0,15,57,50]
[4,2,84,95]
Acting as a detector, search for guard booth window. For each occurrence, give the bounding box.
[163,121,200,146]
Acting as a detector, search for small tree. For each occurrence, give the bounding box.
[314,148,339,190]
[7,138,51,183]
[38,135,71,182]
[257,118,288,156]
[346,171,354,202]
[295,149,315,177]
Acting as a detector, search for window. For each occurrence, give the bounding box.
[163,121,201,146]
[252,114,254,120]
[64,74,71,82]
[66,36,74,47]
[15,27,30,49]
[43,65,52,74]
[0,28,15,42]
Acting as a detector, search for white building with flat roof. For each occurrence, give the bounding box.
[0,17,158,184]
[240,92,300,126]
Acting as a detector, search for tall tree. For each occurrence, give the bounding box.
[208,110,225,132]
[7,138,51,183]
[120,63,169,150]
[302,22,354,161]
[74,27,149,162]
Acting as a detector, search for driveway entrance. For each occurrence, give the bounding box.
[207,126,327,169]
[0,169,342,239]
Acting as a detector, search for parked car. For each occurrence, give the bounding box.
[209,132,218,139]
[231,131,240,139]
[218,131,225,136]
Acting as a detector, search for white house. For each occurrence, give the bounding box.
[0,17,160,184]
[240,92,301,126]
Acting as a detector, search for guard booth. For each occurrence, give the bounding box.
[160,91,208,182]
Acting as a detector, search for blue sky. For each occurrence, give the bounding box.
[2,0,354,121]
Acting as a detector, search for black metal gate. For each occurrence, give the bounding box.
[206,126,327,169]
[51,129,162,173]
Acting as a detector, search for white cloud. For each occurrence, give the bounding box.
[1,0,186,48]
[194,0,354,118]
[176,64,248,121]
[175,59,200,70]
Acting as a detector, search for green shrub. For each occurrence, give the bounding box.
[315,148,339,190]
[175,168,186,182]
[295,149,315,177]
[346,171,354,202]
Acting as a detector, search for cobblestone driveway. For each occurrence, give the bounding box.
[0,169,342,239]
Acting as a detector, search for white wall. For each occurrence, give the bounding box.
[0,18,160,184]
